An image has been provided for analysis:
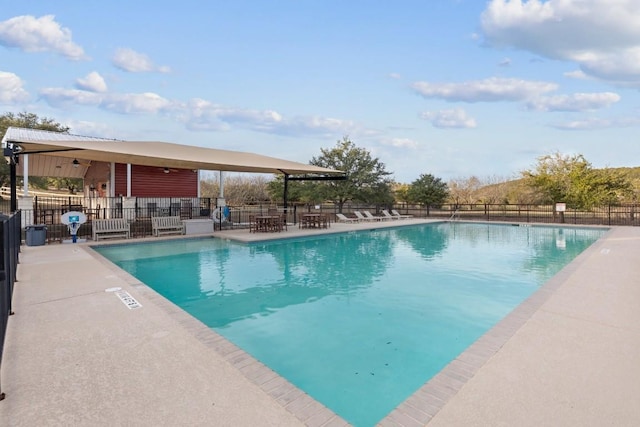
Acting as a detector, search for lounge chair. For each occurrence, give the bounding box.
[391,209,413,219]
[363,210,385,221]
[381,209,399,220]
[354,211,370,222]
[336,213,359,223]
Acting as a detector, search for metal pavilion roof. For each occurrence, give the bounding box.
[2,127,344,178]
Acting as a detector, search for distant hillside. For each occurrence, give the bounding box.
[472,166,640,204]
[614,166,640,184]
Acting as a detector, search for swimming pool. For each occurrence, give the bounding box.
[95,222,606,426]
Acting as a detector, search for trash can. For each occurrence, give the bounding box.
[25,224,47,246]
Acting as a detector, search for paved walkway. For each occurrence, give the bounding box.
[0,221,638,426]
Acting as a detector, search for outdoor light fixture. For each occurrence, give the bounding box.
[72,159,80,168]
[163,167,170,174]
[3,144,23,164]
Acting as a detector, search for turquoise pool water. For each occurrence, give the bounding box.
[95,222,606,426]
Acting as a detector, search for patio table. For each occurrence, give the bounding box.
[254,215,283,232]
[300,213,329,229]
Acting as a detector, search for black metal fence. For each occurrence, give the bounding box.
[303,203,639,226]
[414,203,640,226]
[18,196,213,242]
[0,198,638,244]
[1,210,21,401]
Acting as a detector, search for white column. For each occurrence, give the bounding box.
[217,171,226,207]
[23,154,29,196]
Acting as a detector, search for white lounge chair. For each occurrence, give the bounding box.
[391,209,413,219]
[336,213,359,223]
[381,210,399,220]
[363,210,385,221]
[354,211,370,222]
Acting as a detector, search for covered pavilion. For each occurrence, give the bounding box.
[2,127,345,212]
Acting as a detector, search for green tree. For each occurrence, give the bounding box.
[522,152,632,209]
[392,182,411,206]
[407,173,449,215]
[307,136,393,212]
[0,111,71,189]
[266,174,310,204]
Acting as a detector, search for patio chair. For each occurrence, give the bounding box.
[381,210,399,220]
[391,209,413,219]
[277,214,288,231]
[363,210,385,221]
[336,213,359,223]
[249,215,258,233]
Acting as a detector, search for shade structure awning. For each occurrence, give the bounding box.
[2,127,344,177]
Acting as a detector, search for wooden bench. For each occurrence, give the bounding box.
[92,218,130,241]
[151,216,185,237]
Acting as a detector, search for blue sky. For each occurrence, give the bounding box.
[1,0,638,183]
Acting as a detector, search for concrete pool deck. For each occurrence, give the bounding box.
[1,220,639,426]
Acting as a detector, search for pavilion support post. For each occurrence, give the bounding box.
[22,154,29,197]
[216,171,226,210]
[283,173,289,222]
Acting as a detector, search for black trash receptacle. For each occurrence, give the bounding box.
[25,224,47,246]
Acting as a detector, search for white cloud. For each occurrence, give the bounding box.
[553,118,611,130]
[499,57,511,67]
[421,108,478,129]
[217,108,283,126]
[39,87,102,107]
[0,71,30,104]
[526,92,620,112]
[411,77,557,102]
[112,48,171,73]
[181,98,357,136]
[102,92,173,114]
[383,138,418,148]
[38,83,361,137]
[39,87,172,114]
[481,0,640,84]
[64,119,116,138]
[564,70,590,80]
[75,71,107,93]
[552,115,640,130]
[276,116,355,136]
[0,15,87,60]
